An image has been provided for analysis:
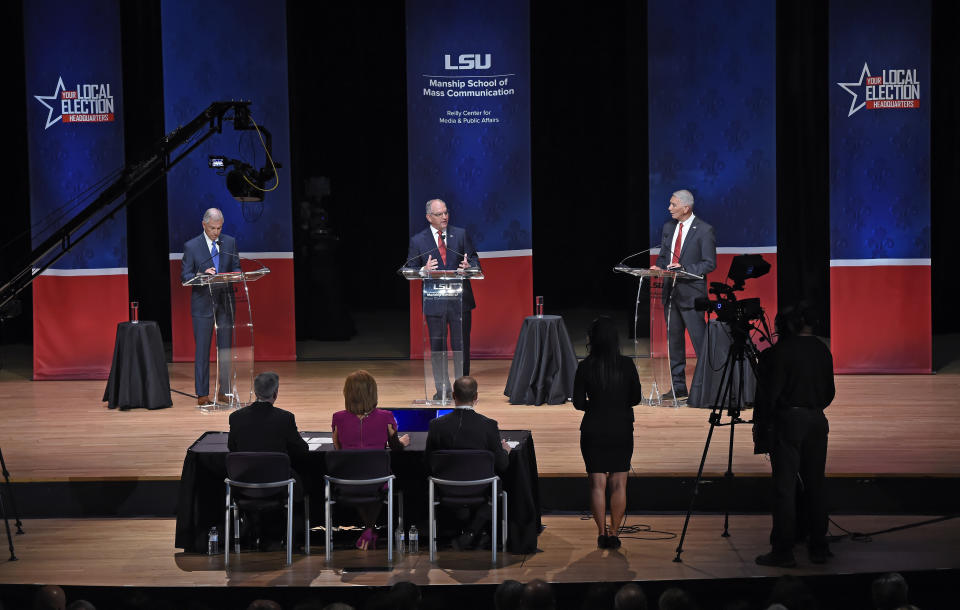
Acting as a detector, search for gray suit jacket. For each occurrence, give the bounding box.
[654,216,717,308]
[180,233,241,318]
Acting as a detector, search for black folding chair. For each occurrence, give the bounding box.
[324,449,399,562]
[428,449,507,565]
[224,451,309,566]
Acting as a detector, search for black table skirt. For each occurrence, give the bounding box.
[688,320,757,409]
[504,315,578,405]
[102,321,172,410]
[174,430,542,554]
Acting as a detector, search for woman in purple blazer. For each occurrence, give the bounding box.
[332,370,409,549]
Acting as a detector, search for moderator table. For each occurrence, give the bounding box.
[174,430,542,554]
[102,321,172,410]
[504,315,578,405]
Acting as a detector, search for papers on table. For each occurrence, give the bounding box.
[303,436,333,450]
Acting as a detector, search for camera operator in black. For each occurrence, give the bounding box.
[755,304,835,568]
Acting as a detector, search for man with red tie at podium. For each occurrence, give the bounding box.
[407,199,481,400]
[650,189,716,400]
[180,207,241,406]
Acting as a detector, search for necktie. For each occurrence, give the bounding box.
[437,232,447,265]
[211,241,220,273]
[672,223,683,265]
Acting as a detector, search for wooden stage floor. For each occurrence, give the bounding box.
[1,514,958,588]
[0,358,958,482]
[1,356,958,594]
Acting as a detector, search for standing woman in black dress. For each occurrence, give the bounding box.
[573,316,643,548]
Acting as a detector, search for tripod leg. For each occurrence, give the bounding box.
[0,449,23,534]
[722,420,736,537]
[674,413,719,562]
[721,352,748,538]
[0,490,17,561]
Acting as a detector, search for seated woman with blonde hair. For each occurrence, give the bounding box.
[332,370,409,549]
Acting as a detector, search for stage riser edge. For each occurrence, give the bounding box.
[3,477,958,518]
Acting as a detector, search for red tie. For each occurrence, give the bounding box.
[437,232,447,265]
[672,223,683,265]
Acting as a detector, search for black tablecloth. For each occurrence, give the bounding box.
[688,320,757,409]
[174,430,542,554]
[504,315,578,405]
[102,321,172,410]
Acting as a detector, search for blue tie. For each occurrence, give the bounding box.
[210,241,219,273]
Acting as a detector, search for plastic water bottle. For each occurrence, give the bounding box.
[208,526,219,555]
[398,527,406,554]
[409,525,418,554]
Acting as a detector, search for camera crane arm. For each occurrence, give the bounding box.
[0,101,257,311]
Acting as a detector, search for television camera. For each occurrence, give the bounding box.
[693,254,770,329]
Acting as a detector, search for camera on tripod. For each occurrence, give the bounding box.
[693,254,771,328]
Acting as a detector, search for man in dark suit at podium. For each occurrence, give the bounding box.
[180,207,241,406]
[407,199,481,399]
[651,189,716,399]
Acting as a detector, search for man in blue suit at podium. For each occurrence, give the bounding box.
[407,199,481,399]
[180,208,241,406]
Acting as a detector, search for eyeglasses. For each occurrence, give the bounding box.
[429,210,449,217]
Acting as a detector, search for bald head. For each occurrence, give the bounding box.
[521,579,555,610]
[615,584,648,610]
[453,376,478,405]
[33,585,66,610]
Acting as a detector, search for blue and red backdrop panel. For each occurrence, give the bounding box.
[161,0,296,362]
[829,0,931,373]
[648,0,778,355]
[23,0,128,380]
[405,0,533,358]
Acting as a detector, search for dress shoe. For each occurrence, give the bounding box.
[216,392,230,405]
[597,535,609,549]
[808,546,834,564]
[261,538,285,552]
[475,531,492,550]
[660,390,688,401]
[607,535,622,549]
[197,395,213,406]
[451,530,476,551]
[755,551,797,568]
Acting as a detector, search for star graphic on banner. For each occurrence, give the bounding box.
[34,76,67,129]
[837,62,871,117]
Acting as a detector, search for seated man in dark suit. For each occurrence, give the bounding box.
[425,375,511,549]
[228,371,309,548]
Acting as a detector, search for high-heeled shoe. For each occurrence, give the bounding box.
[597,534,609,549]
[355,528,374,550]
[603,527,621,550]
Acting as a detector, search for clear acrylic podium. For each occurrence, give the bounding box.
[400,267,484,405]
[614,265,702,407]
[182,261,270,411]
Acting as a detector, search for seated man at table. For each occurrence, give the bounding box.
[228,371,309,548]
[425,375,511,549]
